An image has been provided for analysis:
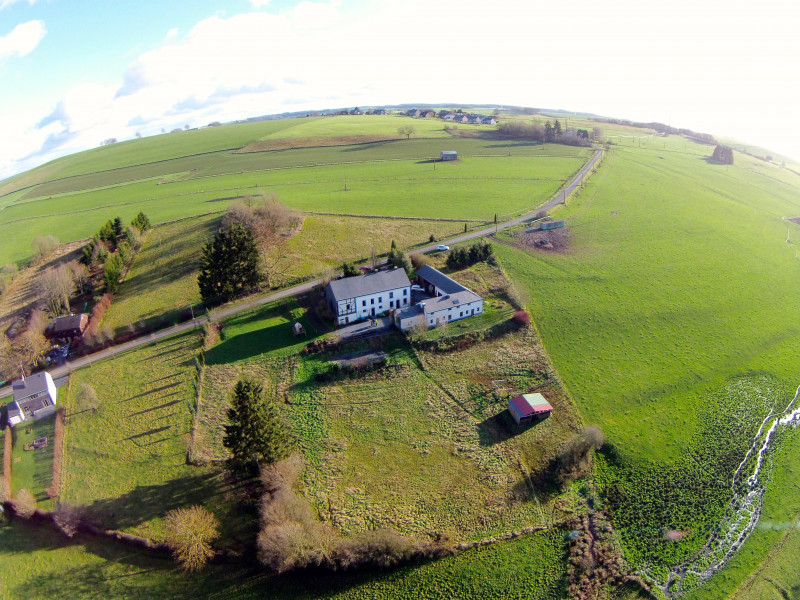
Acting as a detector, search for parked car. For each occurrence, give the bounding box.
[411,284,424,292]
[436,244,450,251]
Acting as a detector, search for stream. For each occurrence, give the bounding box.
[660,383,800,597]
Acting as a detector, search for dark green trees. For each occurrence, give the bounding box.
[198,224,259,305]
[445,241,493,270]
[131,212,151,233]
[223,378,292,475]
[712,145,734,164]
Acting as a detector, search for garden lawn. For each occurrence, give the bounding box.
[9,412,56,506]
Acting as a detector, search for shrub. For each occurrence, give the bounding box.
[512,310,531,327]
[410,253,430,269]
[53,502,83,538]
[31,235,59,261]
[75,383,100,414]
[13,489,37,518]
[163,505,220,571]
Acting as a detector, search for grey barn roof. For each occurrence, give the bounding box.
[327,269,411,302]
[12,372,51,402]
[422,290,481,312]
[416,265,470,295]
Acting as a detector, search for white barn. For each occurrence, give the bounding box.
[326,269,411,326]
[7,371,58,427]
[395,265,484,331]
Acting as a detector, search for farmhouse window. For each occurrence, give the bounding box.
[403,289,408,295]
[390,301,394,308]
[371,298,374,305]
[389,291,394,298]
[362,300,366,307]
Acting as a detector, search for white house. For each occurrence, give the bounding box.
[7,371,58,427]
[440,151,458,161]
[326,269,411,325]
[395,265,484,331]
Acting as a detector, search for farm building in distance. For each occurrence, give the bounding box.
[326,269,411,325]
[6,371,58,427]
[440,151,458,161]
[508,393,553,425]
[540,220,565,231]
[395,265,483,331]
[45,313,89,340]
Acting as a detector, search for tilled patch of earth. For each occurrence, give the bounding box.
[510,226,571,253]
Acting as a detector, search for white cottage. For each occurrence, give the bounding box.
[7,371,57,427]
[326,269,411,325]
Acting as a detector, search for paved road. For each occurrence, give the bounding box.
[0,146,602,399]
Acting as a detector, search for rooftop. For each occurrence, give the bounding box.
[327,269,410,302]
[510,393,553,417]
[12,371,53,402]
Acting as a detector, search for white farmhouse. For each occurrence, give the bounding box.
[395,265,484,331]
[326,269,411,325]
[7,371,58,427]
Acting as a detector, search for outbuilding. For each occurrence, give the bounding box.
[440,151,458,161]
[508,393,553,425]
[45,313,89,340]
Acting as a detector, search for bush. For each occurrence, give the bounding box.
[32,235,59,261]
[445,241,493,270]
[164,505,220,571]
[512,310,531,327]
[410,254,430,270]
[13,489,37,518]
[53,502,83,538]
[75,383,100,414]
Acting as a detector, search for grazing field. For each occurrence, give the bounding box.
[0,518,567,600]
[0,115,590,265]
[59,331,250,544]
[493,143,800,593]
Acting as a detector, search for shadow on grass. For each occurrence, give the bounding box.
[80,472,226,531]
[122,381,182,403]
[206,315,314,365]
[128,398,184,418]
[477,410,545,446]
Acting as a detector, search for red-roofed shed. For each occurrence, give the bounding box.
[509,393,553,425]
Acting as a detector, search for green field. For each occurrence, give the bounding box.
[0,114,589,266]
[9,412,56,505]
[493,142,800,594]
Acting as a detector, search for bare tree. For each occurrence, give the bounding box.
[69,261,90,296]
[39,265,75,316]
[31,235,59,262]
[397,125,415,140]
[15,310,50,369]
[75,383,100,414]
[54,503,83,537]
[164,505,220,571]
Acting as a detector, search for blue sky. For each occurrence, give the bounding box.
[1,0,799,179]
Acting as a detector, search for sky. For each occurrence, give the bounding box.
[1,0,799,180]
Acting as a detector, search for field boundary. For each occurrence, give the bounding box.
[2,425,11,494]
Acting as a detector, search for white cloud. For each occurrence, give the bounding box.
[0,20,45,61]
[248,0,270,7]
[0,0,36,10]
[2,0,800,180]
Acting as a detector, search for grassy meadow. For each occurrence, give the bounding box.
[0,113,590,265]
[493,141,800,593]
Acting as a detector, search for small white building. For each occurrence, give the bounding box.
[326,269,411,326]
[7,371,58,427]
[396,265,484,331]
[440,150,458,161]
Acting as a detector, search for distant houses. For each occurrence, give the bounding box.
[7,371,58,427]
[406,109,497,126]
[395,265,484,331]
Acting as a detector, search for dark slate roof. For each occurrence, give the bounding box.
[327,269,410,302]
[416,265,470,295]
[12,372,52,402]
[396,303,424,320]
[50,313,88,335]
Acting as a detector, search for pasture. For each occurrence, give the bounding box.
[0,113,590,265]
[59,331,249,543]
[493,142,800,593]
